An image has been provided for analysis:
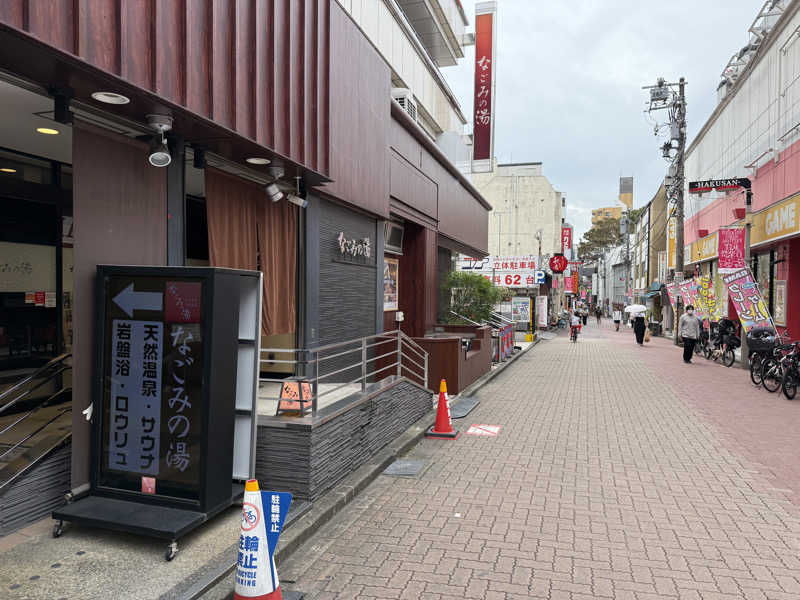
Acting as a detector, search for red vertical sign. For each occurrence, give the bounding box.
[561,227,572,254]
[718,227,745,273]
[473,13,493,161]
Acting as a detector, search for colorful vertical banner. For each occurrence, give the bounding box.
[564,271,574,294]
[717,227,746,273]
[677,278,709,320]
[696,275,721,320]
[665,282,678,309]
[722,267,773,333]
[561,226,572,255]
[473,9,495,162]
[667,217,677,270]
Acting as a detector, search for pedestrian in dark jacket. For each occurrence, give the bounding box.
[633,312,647,345]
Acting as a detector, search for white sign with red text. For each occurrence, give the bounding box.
[457,255,544,288]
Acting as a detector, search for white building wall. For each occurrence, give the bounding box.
[472,162,563,259]
[337,0,468,137]
[685,4,800,218]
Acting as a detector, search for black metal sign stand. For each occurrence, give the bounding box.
[53,266,262,560]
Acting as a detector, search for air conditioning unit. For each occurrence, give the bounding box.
[391,88,417,122]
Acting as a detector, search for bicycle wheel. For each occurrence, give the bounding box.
[782,368,798,400]
[762,358,783,393]
[704,344,712,360]
[750,355,763,386]
[722,348,735,367]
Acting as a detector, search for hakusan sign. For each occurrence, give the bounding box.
[688,178,751,193]
[472,7,495,162]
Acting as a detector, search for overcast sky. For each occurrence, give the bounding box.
[442,0,762,240]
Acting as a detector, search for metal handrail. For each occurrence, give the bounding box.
[0,387,71,437]
[0,353,71,407]
[490,311,514,325]
[258,329,429,415]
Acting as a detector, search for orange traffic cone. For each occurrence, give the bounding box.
[426,379,459,439]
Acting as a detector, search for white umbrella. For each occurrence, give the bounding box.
[624,304,647,313]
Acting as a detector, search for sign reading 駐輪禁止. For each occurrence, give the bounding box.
[104,276,204,496]
[236,490,292,597]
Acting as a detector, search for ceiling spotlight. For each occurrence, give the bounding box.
[265,183,283,203]
[0,167,17,173]
[148,135,171,167]
[146,114,173,168]
[91,91,130,105]
[286,194,309,209]
[36,127,59,135]
[246,157,271,165]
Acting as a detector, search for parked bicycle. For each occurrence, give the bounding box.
[704,318,740,367]
[761,342,800,393]
[748,327,779,387]
[781,349,800,399]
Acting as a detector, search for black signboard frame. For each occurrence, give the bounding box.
[53,265,262,559]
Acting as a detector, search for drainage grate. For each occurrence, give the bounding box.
[383,460,427,477]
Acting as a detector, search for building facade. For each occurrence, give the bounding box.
[473,161,565,260]
[0,0,489,503]
[592,205,623,225]
[683,1,800,336]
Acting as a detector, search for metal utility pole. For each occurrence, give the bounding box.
[741,183,753,367]
[643,76,687,345]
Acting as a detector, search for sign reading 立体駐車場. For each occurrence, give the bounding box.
[457,255,544,288]
[101,275,204,500]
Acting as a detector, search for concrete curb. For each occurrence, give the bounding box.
[190,340,542,598]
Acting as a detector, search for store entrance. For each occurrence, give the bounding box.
[0,81,73,389]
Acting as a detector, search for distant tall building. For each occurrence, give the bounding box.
[591,206,623,225]
[473,161,564,259]
[619,176,633,209]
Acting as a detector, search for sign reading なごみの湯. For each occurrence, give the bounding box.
[101,275,204,500]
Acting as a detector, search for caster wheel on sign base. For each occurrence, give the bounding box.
[52,521,64,538]
[165,542,178,561]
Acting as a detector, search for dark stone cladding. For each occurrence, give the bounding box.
[255,380,431,501]
[317,199,378,383]
[1,444,70,535]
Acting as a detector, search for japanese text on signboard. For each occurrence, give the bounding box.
[473,13,493,161]
[723,268,773,333]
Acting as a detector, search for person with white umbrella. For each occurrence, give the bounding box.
[625,304,648,346]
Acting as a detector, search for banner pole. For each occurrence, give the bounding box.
[740,187,752,368]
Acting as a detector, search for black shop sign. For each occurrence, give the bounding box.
[96,275,205,502]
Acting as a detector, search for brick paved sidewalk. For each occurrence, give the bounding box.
[602,320,800,508]
[282,324,800,599]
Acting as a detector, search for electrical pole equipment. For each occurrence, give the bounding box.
[643,76,687,345]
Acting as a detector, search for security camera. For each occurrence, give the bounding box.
[265,183,283,202]
[286,193,309,208]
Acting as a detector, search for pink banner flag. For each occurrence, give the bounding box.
[718,227,745,273]
[722,267,773,333]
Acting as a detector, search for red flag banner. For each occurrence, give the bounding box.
[718,227,745,273]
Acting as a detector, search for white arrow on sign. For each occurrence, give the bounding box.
[112,283,163,318]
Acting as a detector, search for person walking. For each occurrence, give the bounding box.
[678,305,701,363]
[633,311,647,345]
[581,308,588,326]
[612,307,622,331]
[595,306,602,325]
